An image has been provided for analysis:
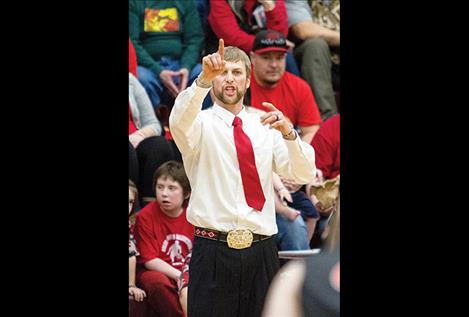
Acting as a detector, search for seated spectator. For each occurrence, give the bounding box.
[286,0,340,46]
[311,113,340,180]
[285,0,340,120]
[246,30,321,249]
[307,113,340,248]
[129,39,140,186]
[129,37,138,77]
[129,72,180,204]
[278,176,319,243]
[134,161,193,317]
[129,180,147,302]
[246,29,322,144]
[206,0,300,76]
[129,73,163,144]
[129,180,149,317]
[272,172,311,251]
[129,0,204,111]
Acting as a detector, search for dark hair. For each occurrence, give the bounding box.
[129,179,138,226]
[153,161,191,199]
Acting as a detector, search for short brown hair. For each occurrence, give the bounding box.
[153,161,191,198]
[224,46,251,78]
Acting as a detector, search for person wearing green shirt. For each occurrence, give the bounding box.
[129,0,205,111]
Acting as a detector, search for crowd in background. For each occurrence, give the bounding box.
[128,1,340,316]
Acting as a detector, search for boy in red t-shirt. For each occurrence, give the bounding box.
[134,161,193,317]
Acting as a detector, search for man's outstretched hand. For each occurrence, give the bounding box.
[198,39,226,87]
[260,102,296,139]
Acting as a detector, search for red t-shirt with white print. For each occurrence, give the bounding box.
[134,201,194,270]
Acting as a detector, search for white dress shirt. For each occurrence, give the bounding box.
[169,82,316,235]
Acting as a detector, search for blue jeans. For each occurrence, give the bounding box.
[274,213,310,251]
[288,191,319,219]
[137,58,202,109]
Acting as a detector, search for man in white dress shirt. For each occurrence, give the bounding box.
[169,39,316,317]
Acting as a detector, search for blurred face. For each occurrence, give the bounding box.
[129,188,135,228]
[212,61,250,107]
[155,176,187,216]
[129,188,135,215]
[250,51,286,87]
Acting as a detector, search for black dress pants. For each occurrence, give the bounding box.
[188,236,280,317]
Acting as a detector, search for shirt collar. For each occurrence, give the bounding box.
[213,103,250,127]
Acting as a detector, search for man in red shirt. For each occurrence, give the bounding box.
[206,0,300,76]
[247,30,322,248]
[134,161,193,317]
[247,29,322,144]
[207,0,288,54]
[308,114,340,248]
[311,113,340,180]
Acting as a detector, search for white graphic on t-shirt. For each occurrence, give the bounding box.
[161,234,193,268]
[168,240,183,263]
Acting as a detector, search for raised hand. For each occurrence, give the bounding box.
[198,39,227,86]
[260,102,295,139]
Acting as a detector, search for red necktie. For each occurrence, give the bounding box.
[232,116,266,211]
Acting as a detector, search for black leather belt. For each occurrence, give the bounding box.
[194,226,270,244]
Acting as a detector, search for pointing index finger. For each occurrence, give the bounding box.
[262,102,278,112]
[218,38,224,60]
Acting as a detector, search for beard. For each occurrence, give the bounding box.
[263,78,279,86]
[214,85,246,105]
[259,72,282,87]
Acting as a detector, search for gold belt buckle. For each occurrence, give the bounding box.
[226,229,253,249]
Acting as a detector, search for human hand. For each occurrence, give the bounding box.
[315,169,324,185]
[311,194,335,215]
[258,0,275,11]
[129,130,145,148]
[179,287,188,317]
[198,39,226,86]
[316,201,335,215]
[286,39,295,51]
[129,285,147,302]
[277,188,292,206]
[178,68,189,92]
[281,177,302,192]
[260,102,295,139]
[177,270,189,294]
[283,207,301,222]
[159,70,181,97]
